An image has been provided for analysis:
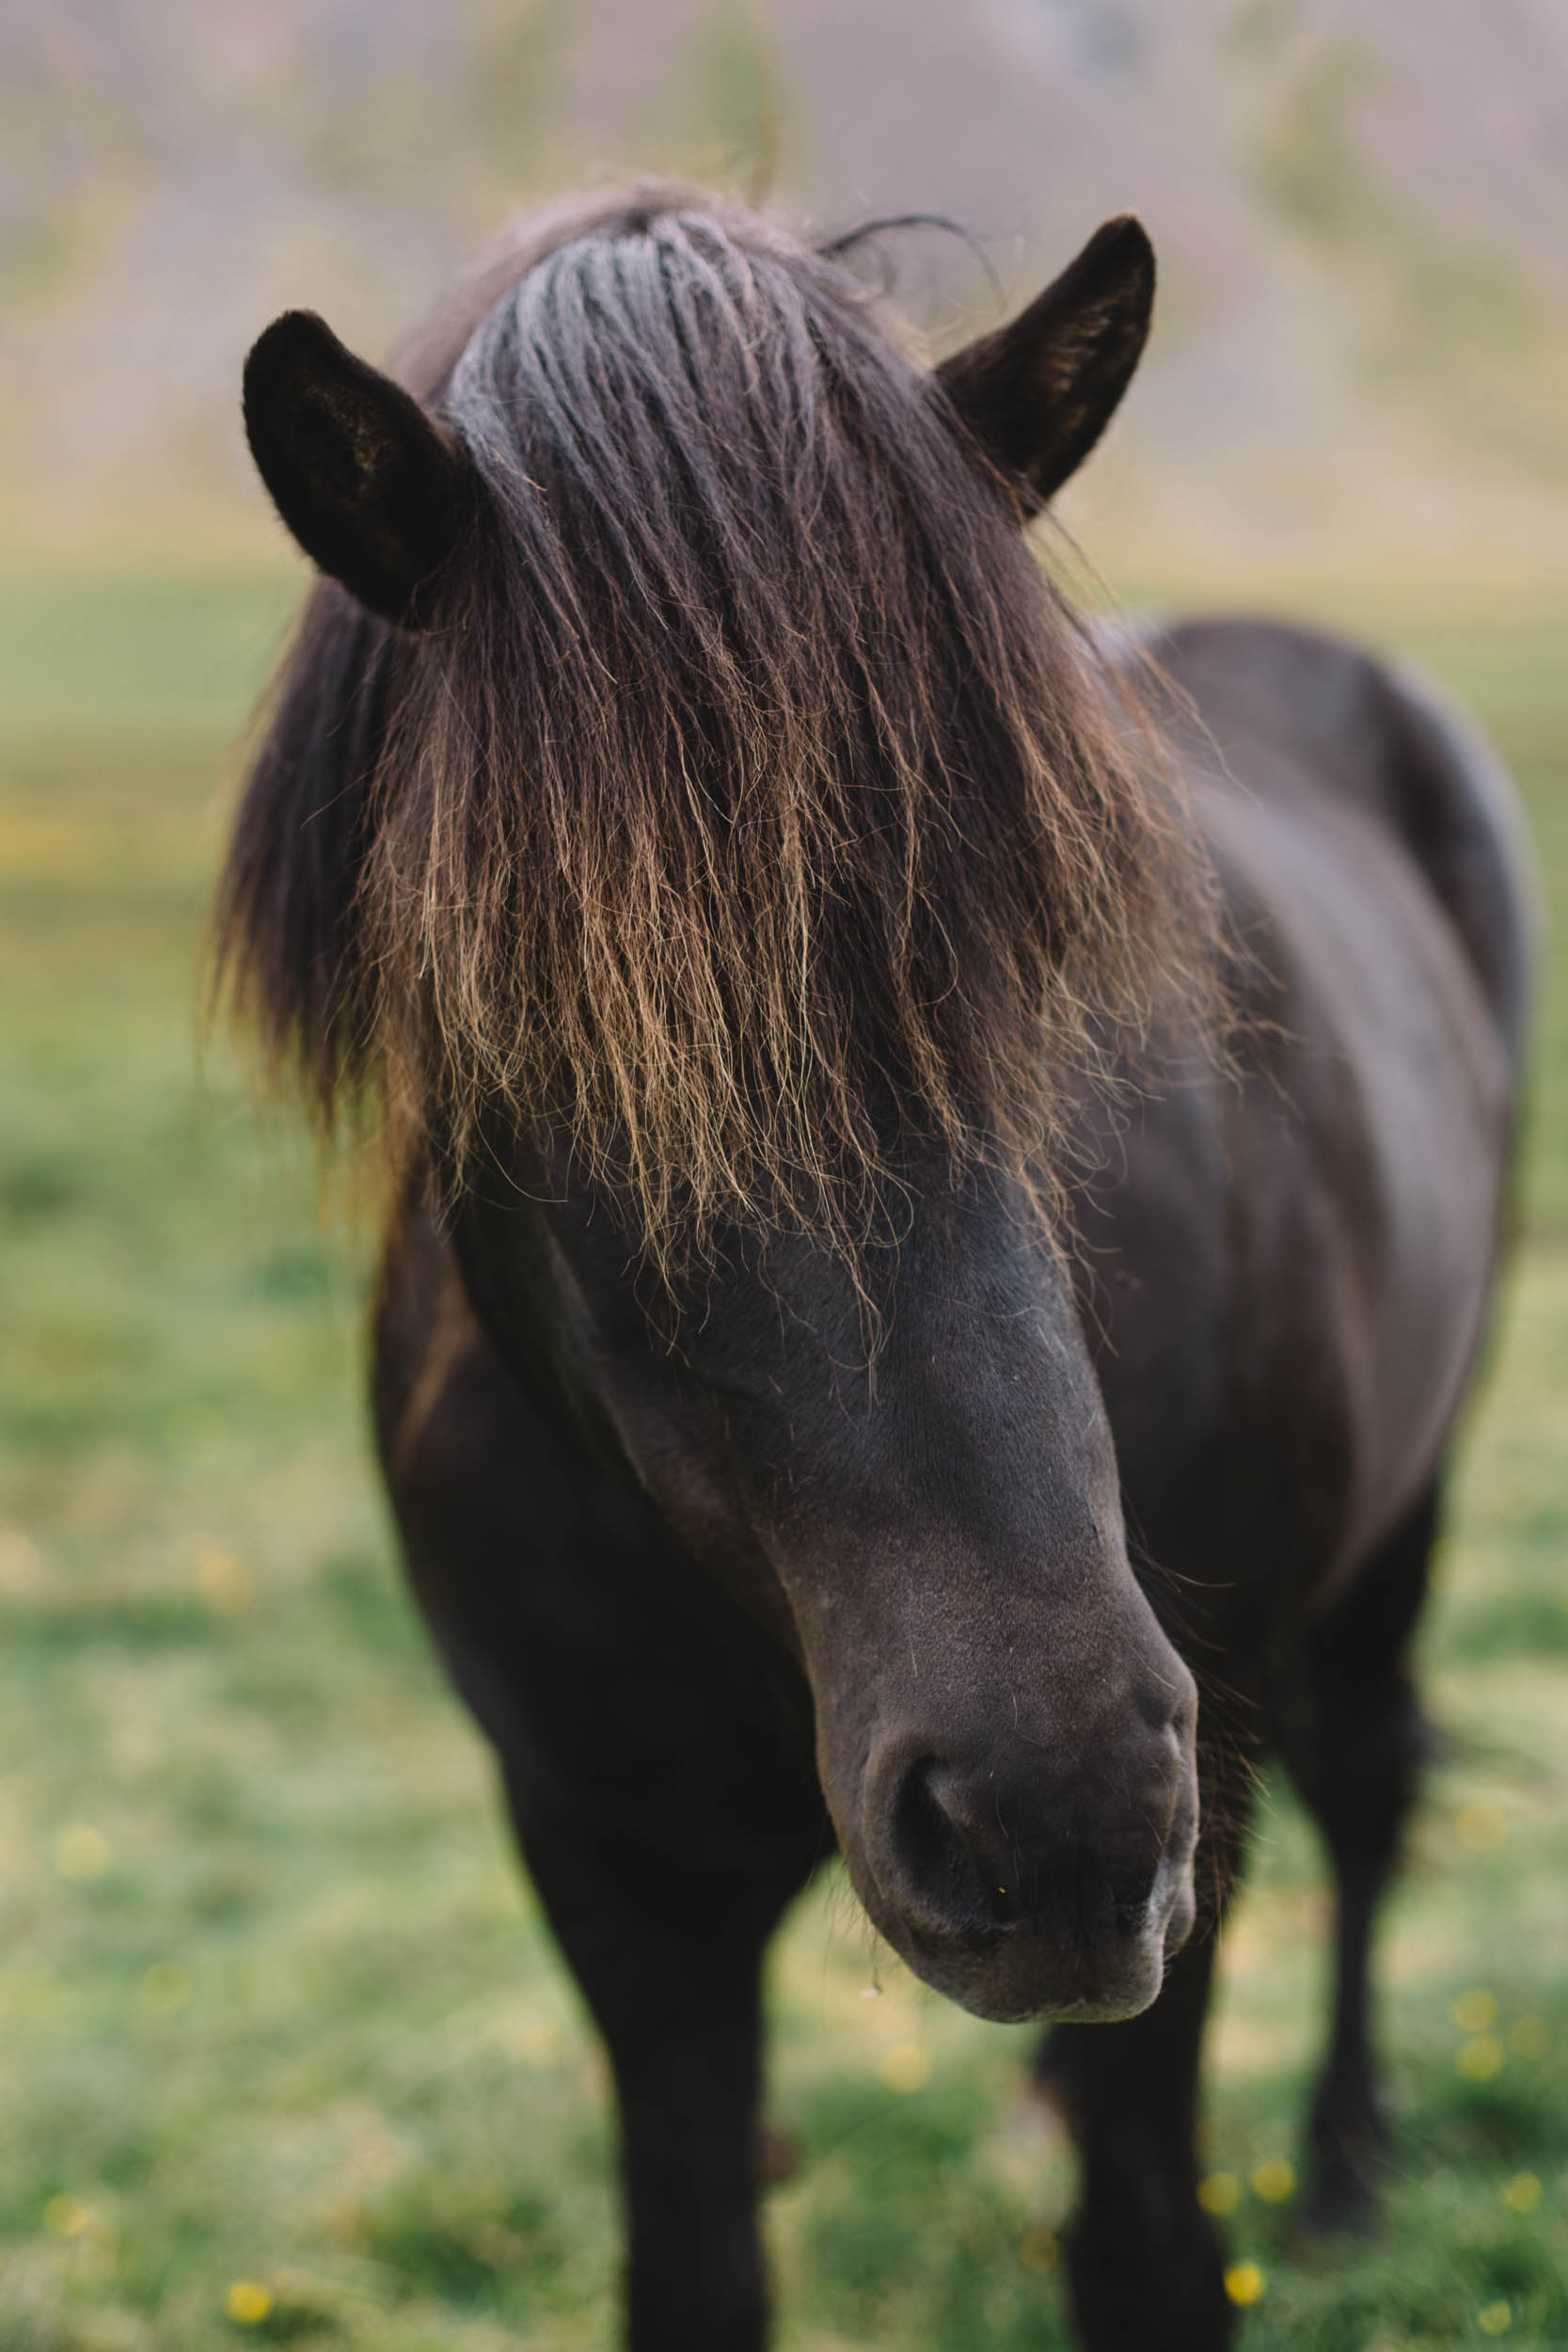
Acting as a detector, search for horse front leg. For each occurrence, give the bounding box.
[375,1206,827,2343]
[1031,1728,1256,2352]
[504,1776,813,2352]
[1038,1930,1231,2352]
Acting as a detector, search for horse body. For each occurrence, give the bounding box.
[225,188,1533,2351]
[1089,619,1522,1601]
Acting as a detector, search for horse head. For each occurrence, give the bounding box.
[228,191,1202,2023]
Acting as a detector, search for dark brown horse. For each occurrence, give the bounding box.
[219,185,1533,2351]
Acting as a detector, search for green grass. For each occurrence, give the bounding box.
[1,566,1565,2349]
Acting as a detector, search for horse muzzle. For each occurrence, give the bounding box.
[853,1697,1199,2025]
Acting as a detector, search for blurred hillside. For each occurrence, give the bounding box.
[6,0,1568,579]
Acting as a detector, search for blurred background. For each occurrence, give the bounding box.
[2,4,1566,2347]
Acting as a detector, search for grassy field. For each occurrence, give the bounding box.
[1,567,1565,2351]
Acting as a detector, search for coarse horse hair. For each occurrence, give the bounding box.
[215,185,1220,1269]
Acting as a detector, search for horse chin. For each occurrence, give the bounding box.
[889,1916,1172,2026]
[858,1841,1198,2027]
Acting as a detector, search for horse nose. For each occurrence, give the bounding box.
[883,1752,1168,1946]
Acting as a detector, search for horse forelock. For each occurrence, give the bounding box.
[218,185,1222,1269]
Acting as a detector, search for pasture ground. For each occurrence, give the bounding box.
[1,569,1566,2350]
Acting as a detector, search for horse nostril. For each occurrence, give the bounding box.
[1104,1846,1162,1928]
[880,1751,1176,1954]
[890,1757,1012,1937]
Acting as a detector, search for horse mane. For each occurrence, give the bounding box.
[215,182,1220,1267]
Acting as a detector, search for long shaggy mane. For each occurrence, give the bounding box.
[215,183,1220,1267]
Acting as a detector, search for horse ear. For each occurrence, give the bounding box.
[243,310,475,628]
[937,215,1155,511]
